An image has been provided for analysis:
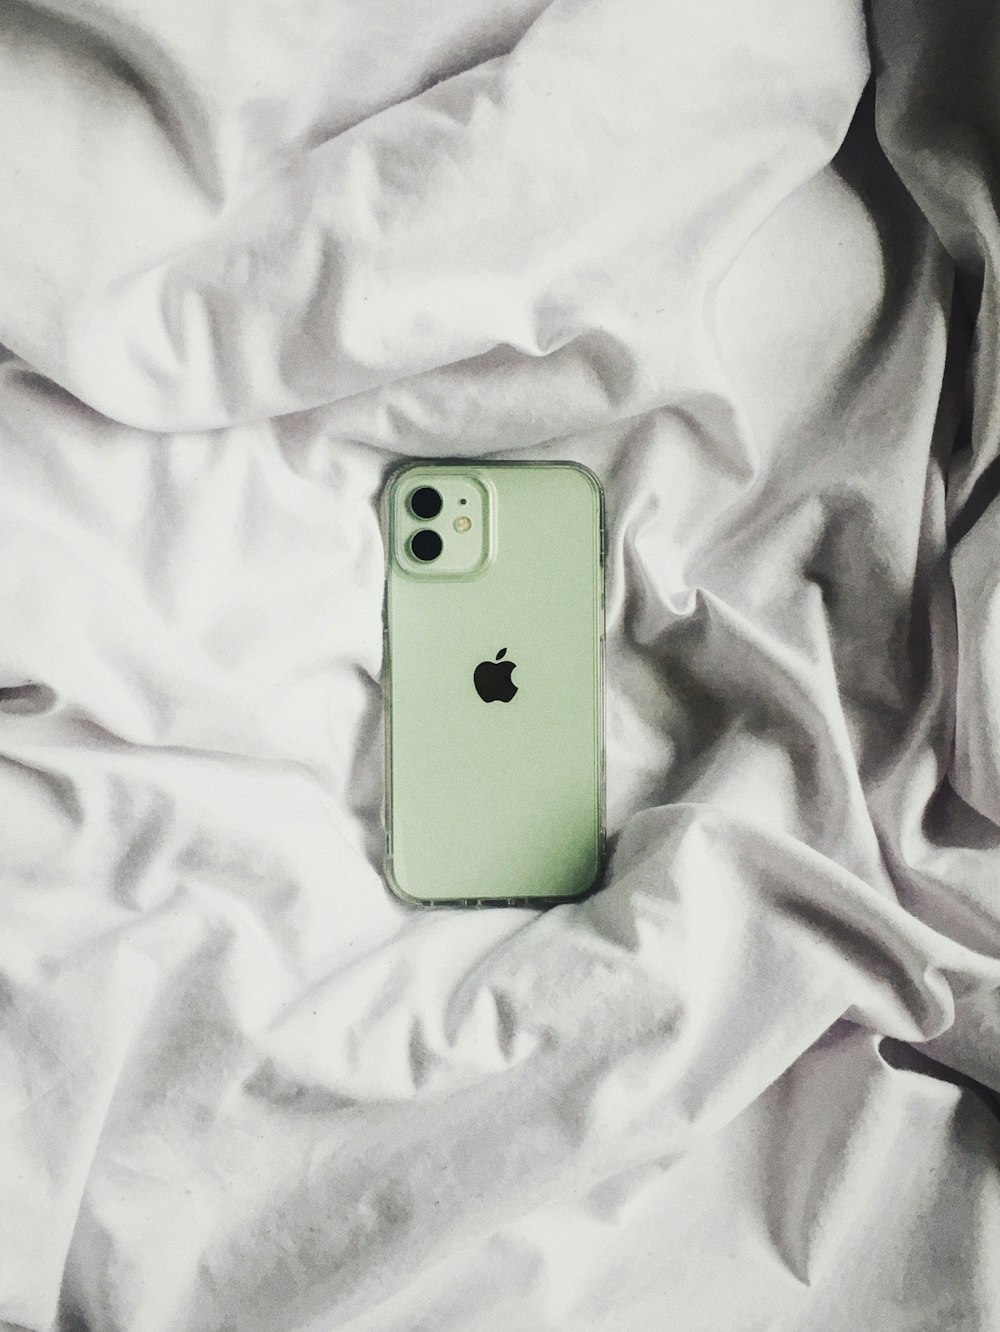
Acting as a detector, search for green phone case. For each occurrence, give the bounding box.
[381,461,605,907]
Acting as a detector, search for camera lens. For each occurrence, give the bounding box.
[409,486,442,520]
[409,529,443,562]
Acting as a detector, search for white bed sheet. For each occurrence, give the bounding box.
[1,1,999,1328]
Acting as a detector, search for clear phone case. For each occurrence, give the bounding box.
[381,461,605,907]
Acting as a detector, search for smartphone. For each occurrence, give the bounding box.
[381,460,605,907]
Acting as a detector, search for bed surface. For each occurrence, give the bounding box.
[1,1,999,1328]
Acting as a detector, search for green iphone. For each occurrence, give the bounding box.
[381,461,605,907]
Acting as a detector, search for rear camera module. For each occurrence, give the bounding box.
[409,486,443,520]
[409,529,443,562]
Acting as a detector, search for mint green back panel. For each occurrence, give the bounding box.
[384,463,604,905]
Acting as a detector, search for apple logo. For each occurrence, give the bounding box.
[474,648,518,703]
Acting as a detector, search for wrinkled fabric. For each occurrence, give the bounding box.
[1,1,999,1330]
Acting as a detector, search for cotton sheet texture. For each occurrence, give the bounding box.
[1,1,999,1328]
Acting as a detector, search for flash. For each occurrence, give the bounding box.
[454,516,472,533]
